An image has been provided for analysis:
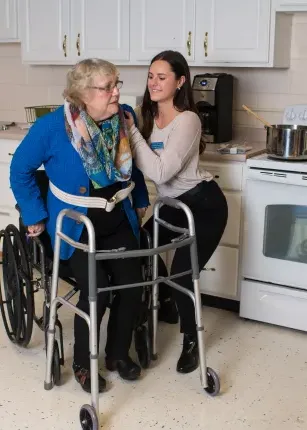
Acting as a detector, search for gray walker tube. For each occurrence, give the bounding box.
[44,197,211,426]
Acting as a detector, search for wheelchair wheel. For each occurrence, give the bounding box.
[80,404,99,430]
[52,341,61,387]
[135,325,151,369]
[0,229,23,343]
[6,225,34,347]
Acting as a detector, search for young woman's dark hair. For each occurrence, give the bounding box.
[141,50,205,154]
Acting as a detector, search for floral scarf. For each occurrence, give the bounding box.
[64,100,132,189]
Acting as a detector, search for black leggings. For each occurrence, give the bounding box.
[68,218,143,369]
[144,180,228,335]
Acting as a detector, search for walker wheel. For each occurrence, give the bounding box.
[204,367,220,397]
[52,341,61,387]
[135,325,151,369]
[80,404,99,430]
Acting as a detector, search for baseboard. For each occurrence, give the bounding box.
[201,293,239,313]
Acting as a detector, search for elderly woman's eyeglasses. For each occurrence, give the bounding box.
[89,80,123,93]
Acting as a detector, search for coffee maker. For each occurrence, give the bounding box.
[192,73,233,143]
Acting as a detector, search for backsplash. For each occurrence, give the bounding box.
[1,13,307,142]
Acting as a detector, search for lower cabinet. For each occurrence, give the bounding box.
[199,245,239,300]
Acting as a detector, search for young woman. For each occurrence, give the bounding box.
[125,50,228,374]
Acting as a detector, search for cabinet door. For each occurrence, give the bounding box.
[72,0,130,61]
[19,0,72,63]
[221,192,241,247]
[276,1,307,11]
[196,0,271,63]
[130,0,196,63]
[0,0,18,41]
[200,246,239,299]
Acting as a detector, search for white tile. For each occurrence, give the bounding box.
[0,43,21,57]
[26,65,54,86]
[290,71,307,95]
[0,57,27,85]
[289,58,307,72]
[233,92,258,110]
[291,23,307,59]
[11,85,49,110]
[47,86,65,105]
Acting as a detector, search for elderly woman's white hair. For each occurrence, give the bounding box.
[63,58,119,108]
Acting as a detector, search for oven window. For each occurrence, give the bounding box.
[263,205,307,263]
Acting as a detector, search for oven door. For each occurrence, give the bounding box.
[243,174,307,289]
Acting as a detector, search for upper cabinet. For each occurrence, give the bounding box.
[19,0,72,63]
[17,0,293,68]
[195,0,270,63]
[19,0,130,64]
[0,0,19,42]
[130,0,196,63]
[276,1,307,11]
[72,0,130,62]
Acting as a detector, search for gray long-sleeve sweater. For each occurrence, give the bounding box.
[129,110,212,198]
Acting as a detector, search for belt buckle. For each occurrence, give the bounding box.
[105,195,117,212]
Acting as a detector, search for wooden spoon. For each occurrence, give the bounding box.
[242,104,273,128]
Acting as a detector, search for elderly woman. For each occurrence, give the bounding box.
[10,58,149,393]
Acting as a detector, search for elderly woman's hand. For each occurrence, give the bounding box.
[124,111,135,130]
[136,207,148,225]
[27,222,45,237]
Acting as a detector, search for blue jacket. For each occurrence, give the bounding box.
[10,104,149,260]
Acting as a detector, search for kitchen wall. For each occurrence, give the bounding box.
[1,13,307,142]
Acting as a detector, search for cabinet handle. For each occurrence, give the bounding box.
[62,34,67,57]
[186,31,192,56]
[76,33,81,56]
[8,152,14,156]
[204,32,208,57]
[214,175,219,179]
[204,267,216,271]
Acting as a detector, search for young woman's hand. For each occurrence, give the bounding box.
[27,222,45,237]
[124,111,135,129]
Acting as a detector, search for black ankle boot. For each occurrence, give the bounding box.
[176,334,199,374]
[73,363,107,393]
[105,356,141,381]
[158,298,179,324]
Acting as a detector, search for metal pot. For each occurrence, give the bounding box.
[266,124,307,160]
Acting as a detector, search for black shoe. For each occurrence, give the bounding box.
[105,356,141,381]
[176,334,199,374]
[73,363,107,393]
[158,298,179,324]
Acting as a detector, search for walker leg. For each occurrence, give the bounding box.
[44,231,61,390]
[190,240,208,389]
[88,252,99,418]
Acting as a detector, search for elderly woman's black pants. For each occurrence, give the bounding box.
[68,217,143,370]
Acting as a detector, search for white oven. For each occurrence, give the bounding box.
[240,154,307,331]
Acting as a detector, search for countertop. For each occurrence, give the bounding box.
[0,126,267,163]
[0,126,29,141]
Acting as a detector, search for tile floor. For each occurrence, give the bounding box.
[1,282,307,429]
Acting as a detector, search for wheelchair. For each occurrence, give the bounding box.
[0,171,153,372]
[1,171,220,430]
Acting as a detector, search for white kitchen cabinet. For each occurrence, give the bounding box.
[0,0,18,42]
[200,246,239,299]
[276,0,307,11]
[19,0,72,64]
[200,160,244,191]
[72,0,130,62]
[195,0,271,63]
[221,192,241,247]
[19,0,130,64]
[0,139,20,229]
[130,0,196,62]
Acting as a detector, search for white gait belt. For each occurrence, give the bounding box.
[49,181,135,213]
